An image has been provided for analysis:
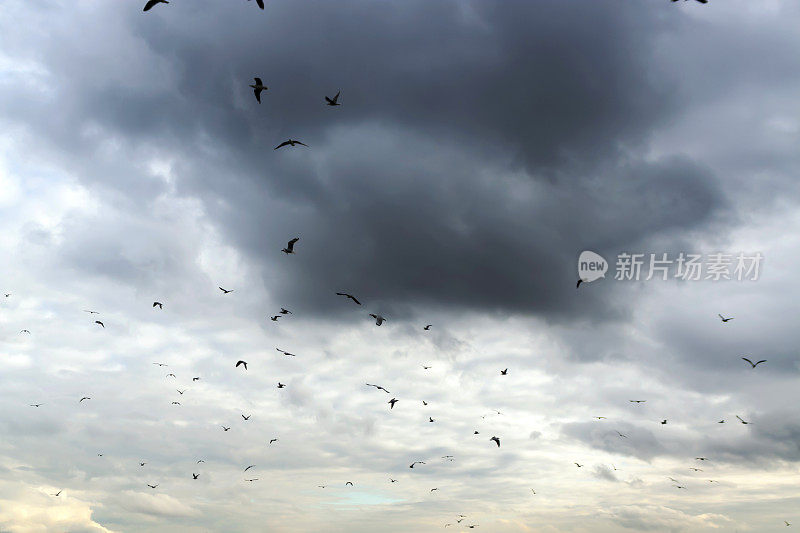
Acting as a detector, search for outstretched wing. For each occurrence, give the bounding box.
[741,357,754,367]
[275,141,291,150]
[256,0,264,8]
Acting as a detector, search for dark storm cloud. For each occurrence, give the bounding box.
[1,0,729,322]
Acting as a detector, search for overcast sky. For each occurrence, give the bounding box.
[1,0,800,531]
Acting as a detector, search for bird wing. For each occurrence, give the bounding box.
[275,141,291,150]
[350,295,361,304]
[143,0,158,11]
[256,0,264,8]
[755,360,767,366]
[742,357,754,366]
[254,88,261,103]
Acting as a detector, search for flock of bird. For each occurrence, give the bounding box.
[10,0,792,530]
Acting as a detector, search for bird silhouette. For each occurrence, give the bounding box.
[277,382,286,388]
[409,461,425,468]
[250,77,267,102]
[369,313,386,326]
[500,368,508,375]
[242,414,251,420]
[52,490,62,496]
[153,362,168,367]
[171,401,180,405]
[424,324,432,330]
[269,438,278,444]
[388,398,398,409]
[147,484,158,489]
[282,237,299,254]
[30,404,43,407]
[153,302,163,309]
[736,415,750,424]
[574,463,583,467]
[19,329,30,334]
[275,140,308,150]
[245,478,259,482]
[345,481,354,486]
[490,436,500,447]
[166,373,176,378]
[249,0,265,9]
[270,315,281,321]
[143,0,168,11]
[244,465,256,472]
[718,314,733,322]
[79,397,91,402]
[661,419,667,424]
[219,287,233,294]
[83,310,99,314]
[276,348,295,357]
[336,292,361,305]
[192,473,199,479]
[629,400,646,403]
[742,357,766,368]
[177,390,186,395]
[222,426,231,431]
[280,308,292,314]
[236,360,248,370]
[429,417,435,423]
[325,91,341,106]
[94,320,104,328]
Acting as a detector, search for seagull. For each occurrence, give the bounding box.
[193,377,200,381]
[280,308,292,314]
[388,398,398,409]
[250,77,267,103]
[661,419,667,424]
[197,460,205,463]
[718,419,725,423]
[674,485,686,489]
[718,314,733,322]
[275,140,308,150]
[742,357,766,368]
[269,438,278,444]
[166,373,176,378]
[389,479,397,483]
[474,430,479,434]
[500,368,508,375]
[409,461,425,468]
[277,382,286,388]
[222,426,231,432]
[594,416,607,420]
[430,488,438,492]
[177,390,186,395]
[577,279,584,288]
[219,287,233,294]
[429,417,435,423]
[153,302,163,309]
[695,457,707,461]
[242,414,251,420]
[490,436,500,447]
[153,363,168,367]
[668,477,679,483]
[52,490,62,496]
[171,401,181,405]
[318,485,328,488]
[424,325,432,330]
[336,292,361,305]
[30,404,43,407]
[345,481,354,486]
[574,463,583,467]
[19,329,30,334]
[708,479,718,483]
[143,0,168,11]
[147,484,158,489]
[94,320,104,328]
[736,415,750,424]
[236,360,248,370]
[270,315,281,321]
[615,431,628,438]
[3,293,10,297]
[422,401,428,406]
[245,478,259,482]
[422,365,432,370]
[785,521,791,527]
[192,473,199,479]
[140,462,147,467]
[690,468,703,472]
[369,313,386,326]
[282,237,299,254]
[79,397,91,402]
[629,400,646,403]
[244,465,256,472]
[83,310,99,314]
[325,91,341,106]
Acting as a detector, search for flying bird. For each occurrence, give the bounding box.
[695,457,707,461]
[245,478,259,482]
[249,0,265,9]
[193,377,200,381]
[166,373,176,378]
[177,390,185,395]
[140,462,147,467]
[490,436,500,447]
[594,416,607,420]
[192,473,199,479]
[219,287,233,294]
[276,348,295,357]
[282,237,299,254]
[222,426,231,431]
[79,397,91,402]
[52,490,62,496]
[422,365,432,370]
[250,77,267,102]
[94,320,104,328]
[735,415,750,424]
[275,140,308,150]
[369,313,386,326]
[153,363,168,367]
[500,368,508,375]
[242,414,251,420]
[409,461,425,468]
[336,292,361,305]
[147,484,158,489]
[430,488,438,492]
[270,315,281,321]
[236,360,248,370]
[171,401,180,405]
[197,460,205,463]
[422,401,428,406]
[742,357,766,368]
[277,382,286,388]
[345,481,353,486]
[690,468,703,472]
[143,0,168,11]
[661,419,667,424]
[153,302,162,309]
[244,465,256,472]
[269,438,278,444]
[424,324,432,330]
[718,314,733,322]
[30,404,43,407]
[325,91,341,106]
[615,431,628,438]
[574,463,583,467]
[388,398,398,409]
[83,310,99,314]
[629,400,646,403]
[390,478,397,483]
[19,329,30,334]
[429,417,435,423]
[280,308,292,314]
[718,419,725,423]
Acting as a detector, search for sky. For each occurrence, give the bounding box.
[1,0,800,531]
